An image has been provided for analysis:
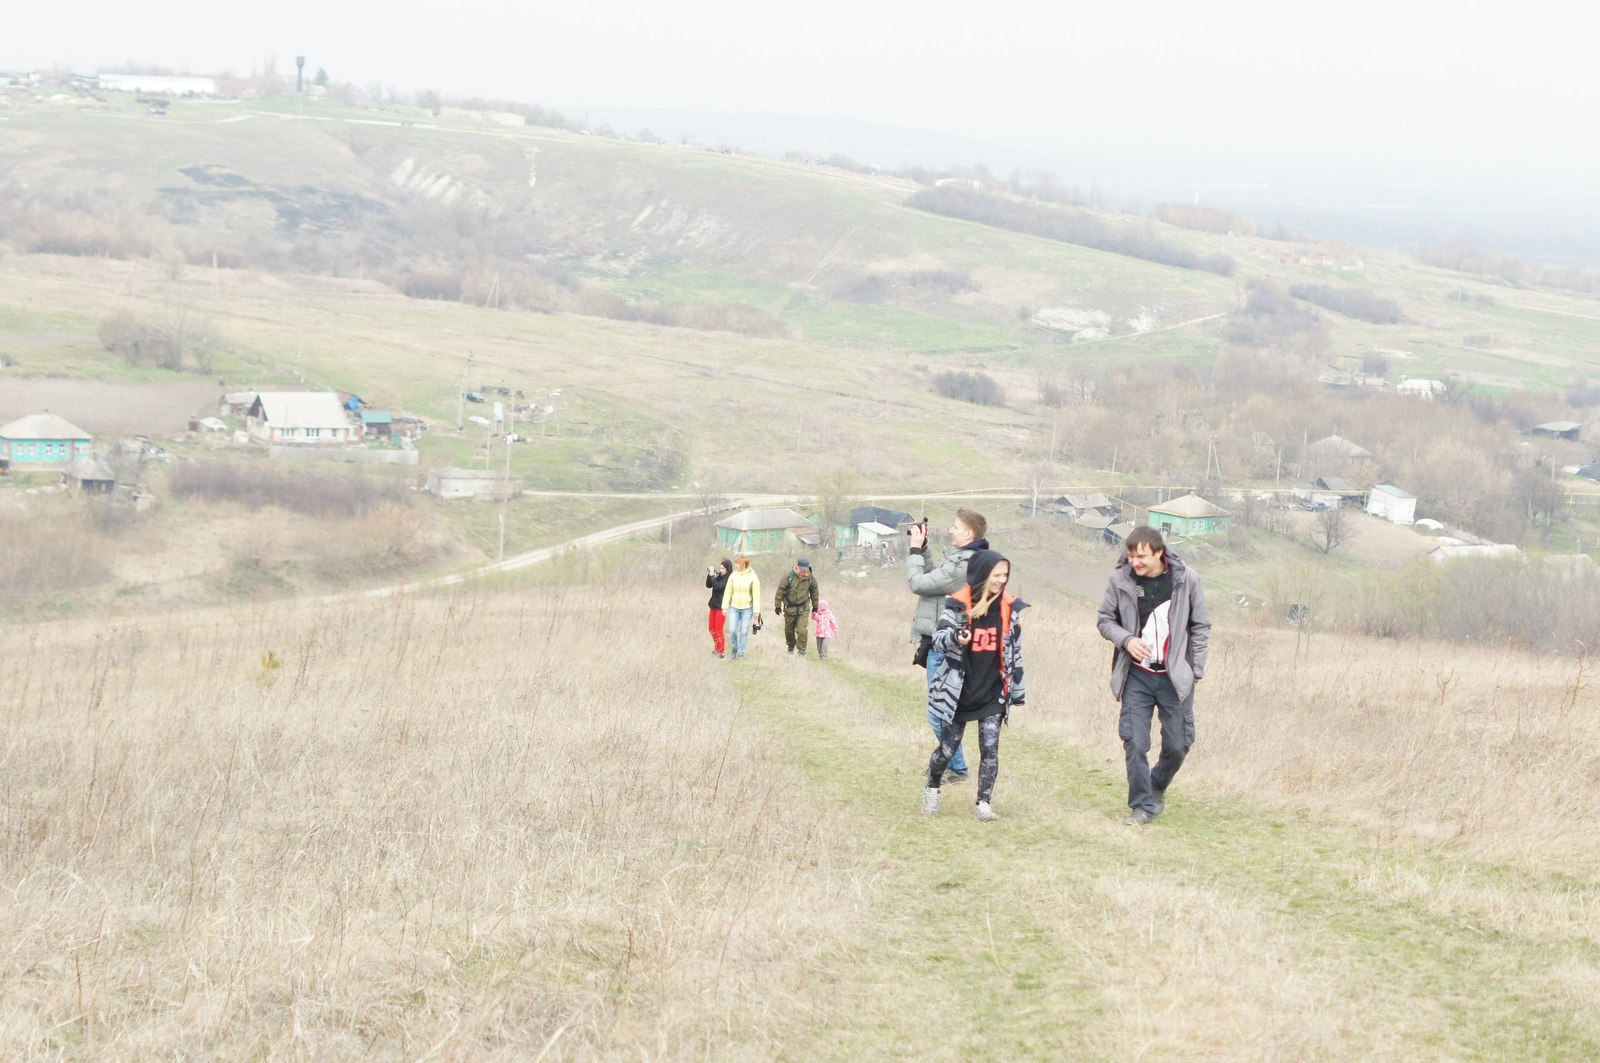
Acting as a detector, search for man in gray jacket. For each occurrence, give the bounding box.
[906,507,989,780]
[1096,526,1210,825]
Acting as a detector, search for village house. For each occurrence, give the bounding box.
[246,392,359,445]
[1366,484,1417,525]
[0,412,93,469]
[714,508,816,554]
[1305,434,1374,466]
[1147,494,1231,537]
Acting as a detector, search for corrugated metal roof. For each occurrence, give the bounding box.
[255,392,350,430]
[1149,493,1230,519]
[714,507,813,531]
[1371,484,1415,499]
[0,412,91,440]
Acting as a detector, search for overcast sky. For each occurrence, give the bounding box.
[5,1,1596,202]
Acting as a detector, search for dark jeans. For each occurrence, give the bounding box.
[783,609,811,652]
[1119,667,1195,814]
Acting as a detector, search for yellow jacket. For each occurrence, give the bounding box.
[723,569,762,611]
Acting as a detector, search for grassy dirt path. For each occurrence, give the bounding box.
[724,656,1600,1060]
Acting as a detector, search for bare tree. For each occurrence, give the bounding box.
[811,467,858,550]
[1311,505,1354,555]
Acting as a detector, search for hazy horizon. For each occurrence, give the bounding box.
[7,1,1599,264]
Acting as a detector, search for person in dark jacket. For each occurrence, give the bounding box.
[774,558,821,656]
[922,549,1027,822]
[906,507,990,780]
[704,558,732,658]
[1096,527,1211,825]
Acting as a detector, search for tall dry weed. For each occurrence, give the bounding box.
[0,584,865,1058]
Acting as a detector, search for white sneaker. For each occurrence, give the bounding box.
[975,801,999,822]
[921,787,941,815]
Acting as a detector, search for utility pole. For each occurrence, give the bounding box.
[456,352,472,432]
[497,396,515,562]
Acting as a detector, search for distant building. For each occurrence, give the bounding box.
[0,412,93,468]
[1530,421,1583,441]
[1313,476,1367,506]
[1429,543,1520,564]
[97,72,216,96]
[63,458,116,495]
[360,411,394,438]
[246,392,359,445]
[836,504,913,546]
[1147,494,1230,537]
[1366,484,1417,525]
[714,508,816,554]
[1305,434,1374,464]
[1397,378,1447,400]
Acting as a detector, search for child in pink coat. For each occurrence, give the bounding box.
[811,600,841,659]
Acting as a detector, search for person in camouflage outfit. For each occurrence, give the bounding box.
[774,558,821,656]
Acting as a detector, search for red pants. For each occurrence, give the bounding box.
[708,608,727,654]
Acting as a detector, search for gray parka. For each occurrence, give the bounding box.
[905,538,988,642]
[1096,547,1211,702]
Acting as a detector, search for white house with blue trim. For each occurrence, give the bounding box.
[0,412,92,469]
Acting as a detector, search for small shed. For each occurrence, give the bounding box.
[219,391,257,417]
[1313,476,1367,506]
[856,520,901,556]
[63,458,116,494]
[1366,483,1417,525]
[714,508,816,554]
[1148,494,1231,537]
[361,411,394,438]
[837,505,913,545]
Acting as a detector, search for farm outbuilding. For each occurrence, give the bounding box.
[1366,484,1417,525]
[714,508,816,554]
[1531,421,1582,441]
[836,505,913,546]
[63,458,116,494]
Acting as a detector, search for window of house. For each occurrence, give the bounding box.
[306,428,321,438]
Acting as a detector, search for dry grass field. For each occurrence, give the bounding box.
[3,559,1597,1059]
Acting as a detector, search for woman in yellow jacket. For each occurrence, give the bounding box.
[721,556,763,660]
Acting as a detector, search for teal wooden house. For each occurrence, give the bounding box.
[1147,493,1231,537]
[715,508,816,554]
[0,412,92,469]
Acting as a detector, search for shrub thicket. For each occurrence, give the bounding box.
[934,370,1004,406]
[1287,283,1404,324]
[908,187,1236,276]
[168,462,403,518]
